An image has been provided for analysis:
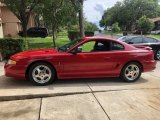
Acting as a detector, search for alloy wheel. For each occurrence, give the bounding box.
[32,65,52,84]
[124,64,140,81]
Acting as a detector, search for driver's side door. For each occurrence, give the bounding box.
[61,40,114,79]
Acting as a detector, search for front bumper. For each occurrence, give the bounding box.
[4,64,27,80]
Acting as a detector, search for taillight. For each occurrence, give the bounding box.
[145,47,152,51]
[151,51,155,60]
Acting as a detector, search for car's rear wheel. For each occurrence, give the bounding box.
[155,49,160,60]
[28,62,56,86]
[120,62,142,82]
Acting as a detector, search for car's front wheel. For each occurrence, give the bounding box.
[120,62,142,82]
[155,49,160,60]
[28,62,56,86]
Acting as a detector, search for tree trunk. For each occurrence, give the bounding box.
[79,0,85,38]
[21,21,28,50]
[22,23,27,37]
[52,24,57,49]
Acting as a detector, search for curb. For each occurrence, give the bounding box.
[1,88,160,102]
[0,92,91,102]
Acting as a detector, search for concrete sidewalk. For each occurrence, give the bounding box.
[0,62,160,120]
[1,89,160,120]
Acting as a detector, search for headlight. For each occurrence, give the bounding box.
[7,59,17,65]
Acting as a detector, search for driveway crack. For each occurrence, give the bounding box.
[38,98,42,120]
[86,81,111,120]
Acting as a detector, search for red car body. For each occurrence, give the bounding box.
[4,37,156,80]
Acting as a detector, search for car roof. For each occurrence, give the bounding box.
[84,37,117,41]
[119,35,158,39]
[81,37,137,50]
[118,35,160,41]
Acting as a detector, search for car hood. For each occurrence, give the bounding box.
[11,48,58,60]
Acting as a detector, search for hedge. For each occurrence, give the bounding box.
[0,38,24,59]
[68,31,94,41]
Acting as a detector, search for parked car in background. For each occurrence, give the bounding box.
[151,30,160,34]
[5,37,156,86]
[18,27,49,38]
[118,36,160,60]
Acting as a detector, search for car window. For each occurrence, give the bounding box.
[81,41,96,52]
[79,40,111,53]
[143,37,158,43]
[93,40,111,52]
[112,41,124,50]
[128,37,143,44]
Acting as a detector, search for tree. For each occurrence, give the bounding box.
[85,21,98,31]
[137,15,154,34]
[112,22,120,32]
[42,0,78,48]
[100,0,160,31]
[71,0,85,37]
[3,0,41,37]
[42,0,63,48]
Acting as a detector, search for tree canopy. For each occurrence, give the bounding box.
[100,0,160,31]
[137,15,154,34]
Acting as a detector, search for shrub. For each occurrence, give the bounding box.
[112,22,120,32]
[68,31,94,41]
[0,38,24,59]
[85,31,95,37]
[68,31,80,41]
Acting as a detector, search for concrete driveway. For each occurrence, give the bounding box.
[0,62,160,120]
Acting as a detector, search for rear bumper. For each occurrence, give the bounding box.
[4,64,26,80]
[142,60,157,72]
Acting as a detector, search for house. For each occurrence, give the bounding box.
[0,1,35,38]
[150,17,160,30]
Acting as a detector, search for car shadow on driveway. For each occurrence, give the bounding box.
[0,75,148,90]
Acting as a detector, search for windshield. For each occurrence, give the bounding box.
[58,39,82,52]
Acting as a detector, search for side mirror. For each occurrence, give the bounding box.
[70,47,82,54]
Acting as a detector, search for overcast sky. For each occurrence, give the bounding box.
[84,0,123,26]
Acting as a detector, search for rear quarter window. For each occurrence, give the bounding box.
[112,41,124,51]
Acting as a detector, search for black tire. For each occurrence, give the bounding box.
[27,62,56,86]
[120,62,142,82]
[155,49,160,60]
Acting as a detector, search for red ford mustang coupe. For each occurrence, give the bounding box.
[4,37,157,86]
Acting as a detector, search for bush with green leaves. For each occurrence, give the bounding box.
[68,31,94,41]
[137,15,154,34]
[85,22,99,32]
[0,39,24,59]
[112,22,120,32]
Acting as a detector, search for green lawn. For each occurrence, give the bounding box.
[27,32,70,50]
[148,34,160,39]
